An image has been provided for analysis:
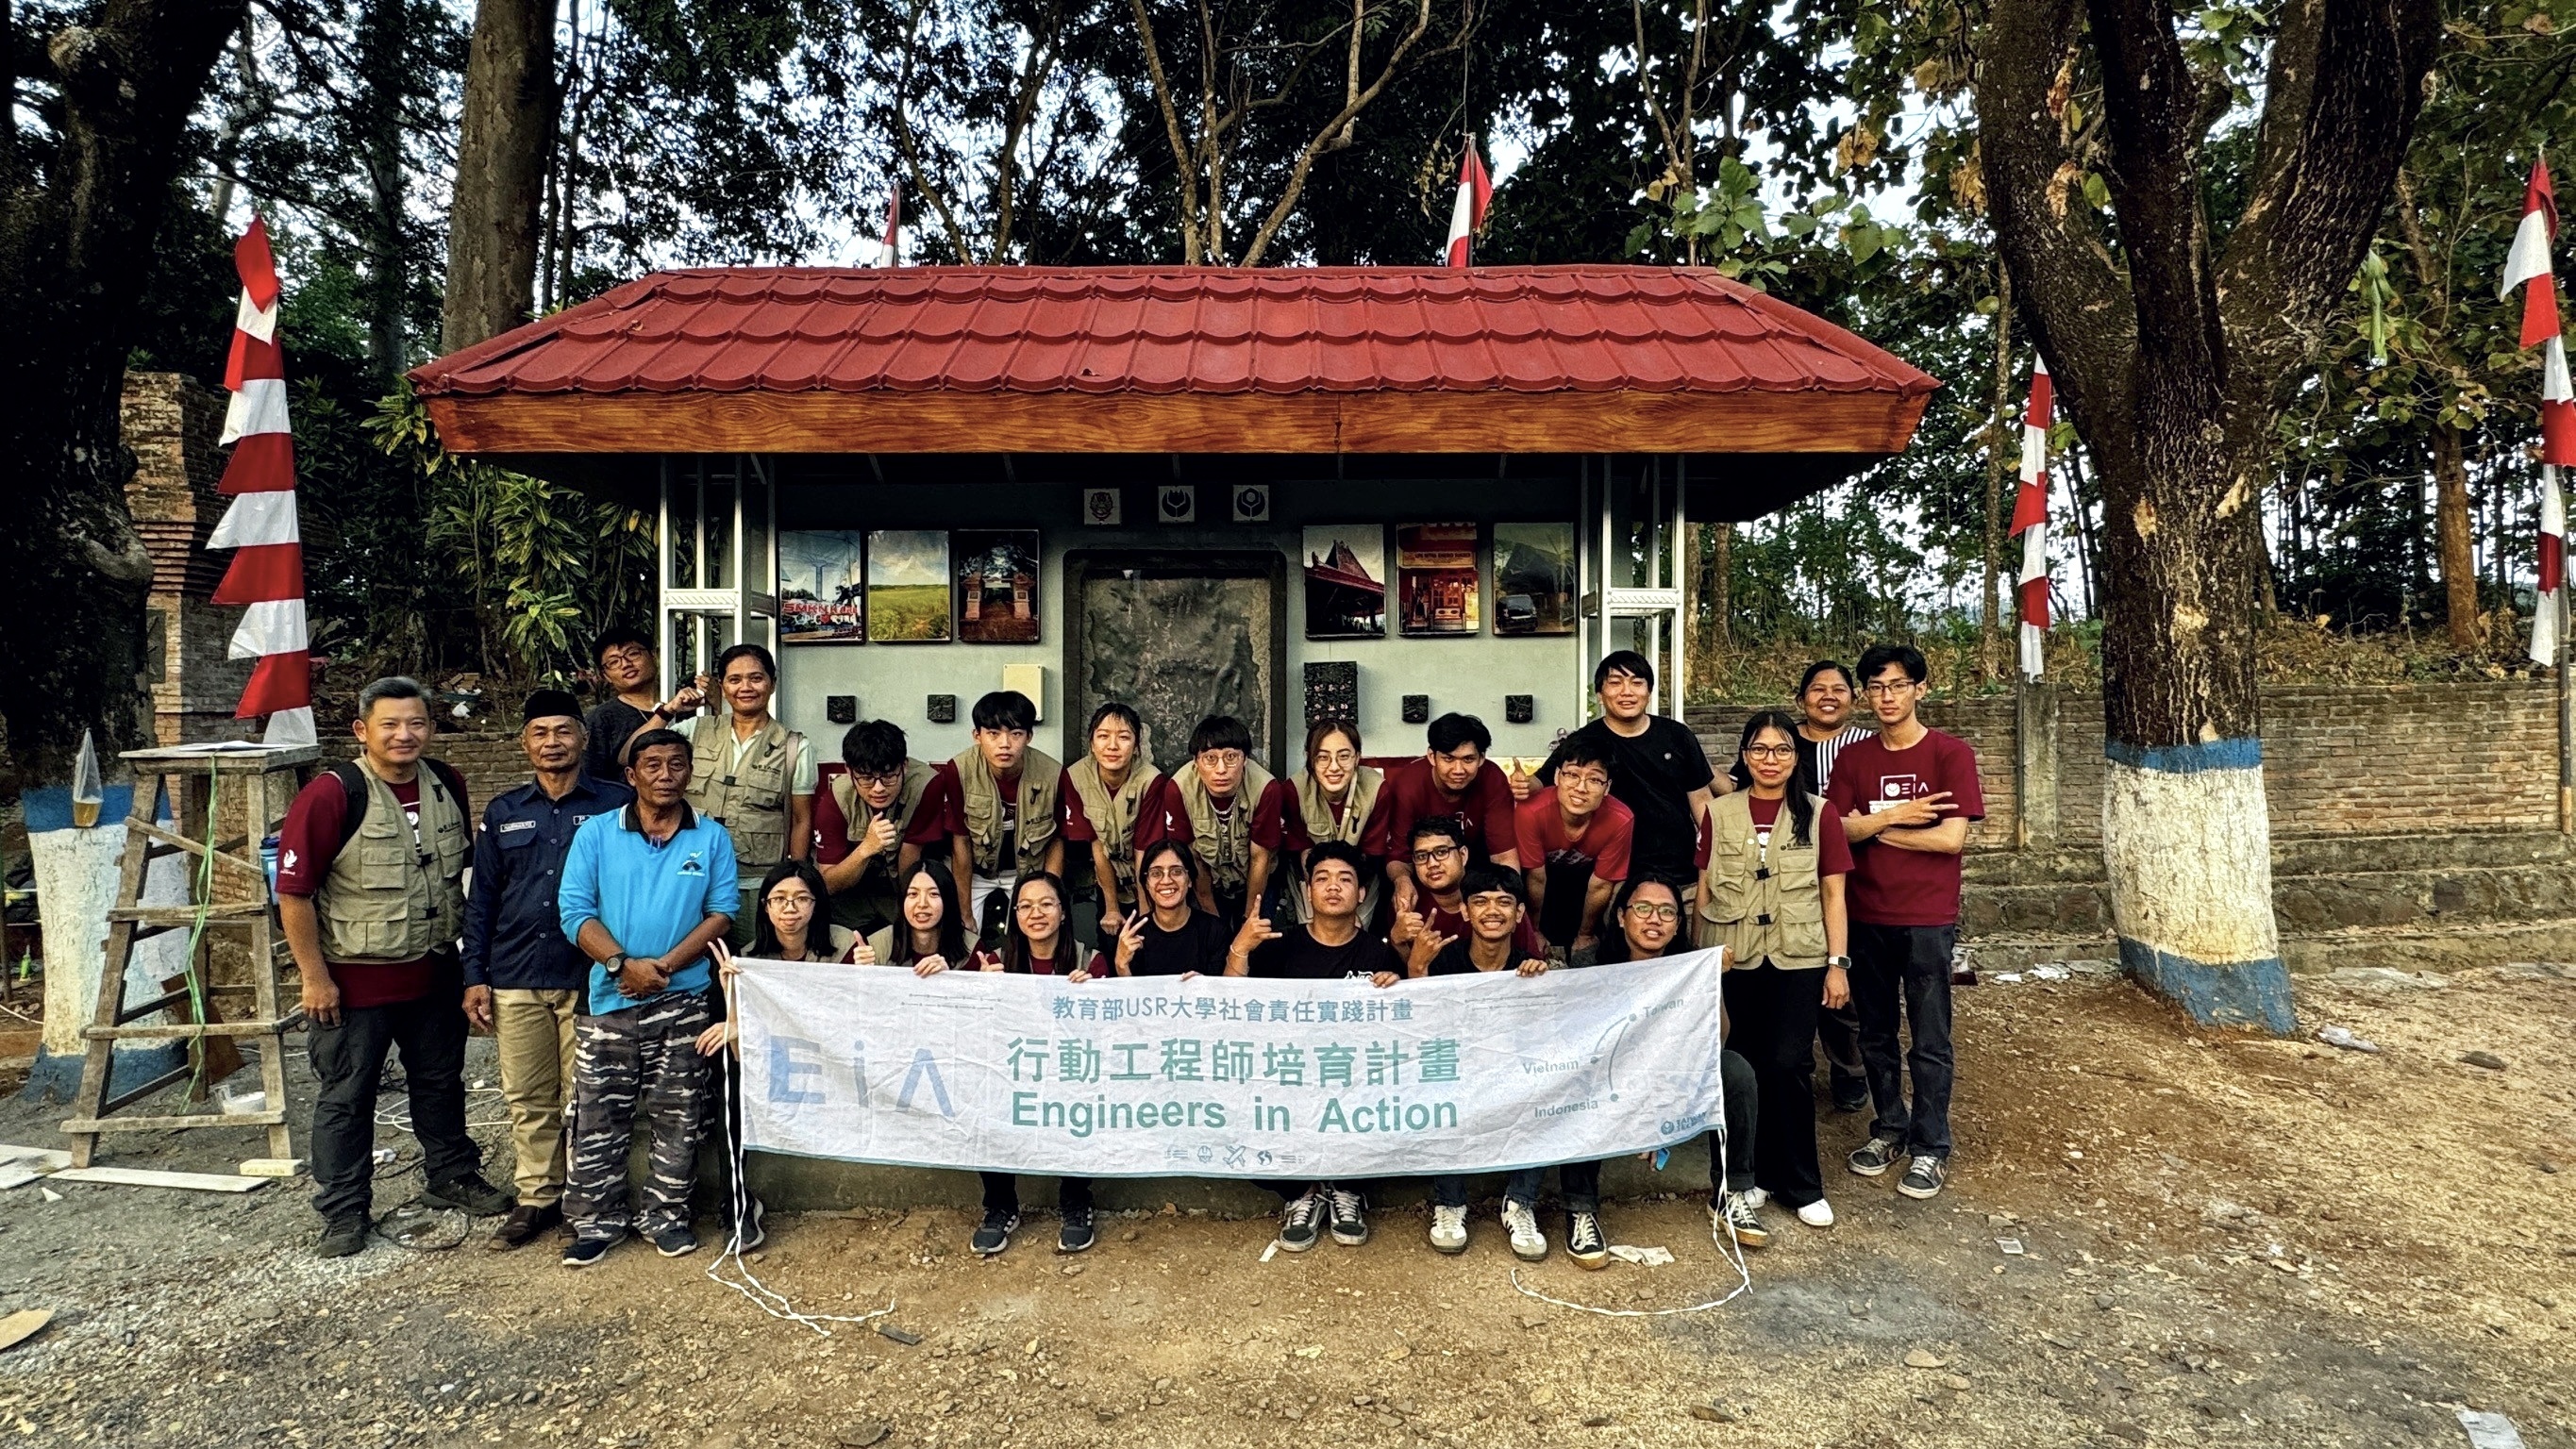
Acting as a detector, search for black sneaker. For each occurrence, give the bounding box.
[561,1233,621,1268]
[316,1217,368,1259]
[652,1224,698,1257]
[421,1173,514,1217]
[1565,1211,1609,1270]
[1848,1135,1903,1177]
[1278,1191,1324,1253]
[724,1196,767,1252]
[1898,1154,1948,1200]
[972,1208,1020,1257]
[1058,1205,1096,1254]
[1326,1186,1368,1246]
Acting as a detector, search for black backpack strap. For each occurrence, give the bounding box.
[327,761,369,853]
[423,758,468,812]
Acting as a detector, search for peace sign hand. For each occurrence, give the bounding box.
[1114,912,1148,974]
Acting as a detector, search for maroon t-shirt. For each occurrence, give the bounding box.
[968,947,1110,977]
[1366,758,1517,864]
[276,770,465,1008]
[811,762,947,867]
[1823,728,1984,926]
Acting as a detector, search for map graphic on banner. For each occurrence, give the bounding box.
[733,951,1730,1179]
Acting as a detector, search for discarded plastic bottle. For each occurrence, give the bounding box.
[71,730,105,829]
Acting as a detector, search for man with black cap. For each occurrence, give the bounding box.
[462,689,632,1248]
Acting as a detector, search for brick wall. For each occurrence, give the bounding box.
[123,371,256,746]
[1696,679,2558,845]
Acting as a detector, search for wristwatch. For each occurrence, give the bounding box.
[607,952,629,974]
[1825,954,1852,969]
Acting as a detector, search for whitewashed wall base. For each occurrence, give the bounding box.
[2101,739,2296,1034]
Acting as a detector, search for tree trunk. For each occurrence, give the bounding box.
[1977,0,2438,1034]
[358,0,407,388]
[2432,422,2479,652]
[1710,521,1732,649]
[0,1,245,790]
[442,0,558,354]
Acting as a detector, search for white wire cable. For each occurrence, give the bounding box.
[1507,1106,1753,1318]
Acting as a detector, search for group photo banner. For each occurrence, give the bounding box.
[733,950,1731,1180]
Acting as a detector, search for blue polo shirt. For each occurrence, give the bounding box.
[463,774,632,991]
[558,800,738,1014]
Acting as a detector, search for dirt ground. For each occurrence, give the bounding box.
[0,965,2568,1449]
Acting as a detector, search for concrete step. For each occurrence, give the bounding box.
[1965,858,2576,939]
[1963,919,2576,975]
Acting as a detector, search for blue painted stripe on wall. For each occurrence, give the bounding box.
[2103,736,2264,774]
[21,785,139,834]
[2116,937,2296,1034]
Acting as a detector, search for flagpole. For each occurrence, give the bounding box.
[2560,571,2570,833]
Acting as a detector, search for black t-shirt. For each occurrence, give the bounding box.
[1540,716,1713,882]
[1126,908,1234,977]
[584,700,650,783]
[1247,924,1403,981]
[1425,939,1521,977]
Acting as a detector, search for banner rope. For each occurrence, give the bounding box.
[1503,1114,1754,1317]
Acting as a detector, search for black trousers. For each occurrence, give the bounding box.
[1815,999,1868,1104]
[1849,922,1958,1157]
[1535,860,1597,949]
[1707,1047,1760,1196]
[981,1172,1093,1216]
[308,961,481,1224]
[1722,963,1826,1208]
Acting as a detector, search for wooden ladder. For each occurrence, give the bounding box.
[60,745,319,1168]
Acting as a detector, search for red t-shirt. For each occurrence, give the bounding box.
[811,763,949,866]
[276,770,464,1008]
[1144,776,1279,854]
[1514,790,1634,883]
[1259,777,1351,854]
[1823,728,1984,926]
[1366,758,1517,864]
[968,947,1110,977]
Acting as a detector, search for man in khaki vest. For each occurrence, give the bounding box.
[276,676,513,1258]
[931,689,1062,945]
[816,718,939,936]
[1155,713,1280,924]
[671,643,814,947]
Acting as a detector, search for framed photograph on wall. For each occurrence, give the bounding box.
[955,529,1042,643]
[1396,523,1480,636]
[1491,522,1577,636]
[864,529,952,642]
[1302,525,1386,640]
[778,530,867,642]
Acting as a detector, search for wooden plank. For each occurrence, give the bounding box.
[119,744,319,770]
[237,1158,307,1177]
[425,387,1936,458]
[85,1018,297,1040]
[0,1309,53,1353]
[108,904,268,924]
[59,1109,287,1131]
[0,1167,39,1191]
[47,1166,270,1193]
[0,1145,75,1171]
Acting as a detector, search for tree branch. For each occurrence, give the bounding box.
[1239,0,1464,266]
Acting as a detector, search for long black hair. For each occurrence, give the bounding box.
[750,858,833,959]
[1000,870,1075,973]
[1596,873,1690,963]
[888,858,969,968]
[1731,708,1816,847]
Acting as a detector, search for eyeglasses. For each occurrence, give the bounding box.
[1144,865,1190,882]
[1624,903,1681,923]
[1741,744,1797,760]
[1863,680,1916,696]
[1200,750,1246,769]
[1411,844,1464,864]
[1014,898,1062,915]
[766,891,816,910]
[851,771,904,788]
[1557,770,1610,791]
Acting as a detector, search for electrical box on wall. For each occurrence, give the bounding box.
[927,694,957,724]
[826,695,858,724]
[1504,694,1534,724]
[1401,694,1430,724]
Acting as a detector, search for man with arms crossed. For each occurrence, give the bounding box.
[1827,644,1983,1202]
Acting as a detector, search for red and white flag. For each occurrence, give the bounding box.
[1443,137,1491,268]
[209,216,315,746]
[2505,159,2571,665]
[2009,360,2053,678]
[879,189,902,267]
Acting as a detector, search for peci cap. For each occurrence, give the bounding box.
[522,689,582,726]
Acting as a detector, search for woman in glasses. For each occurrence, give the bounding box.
[1110,839,1234,976]
[1597,872,1766,1252]
[1259,719,1385,927]
[967,871,1107,1257]
[1695,708,1851,1236]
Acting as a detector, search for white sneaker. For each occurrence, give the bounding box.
[1741,1187,1770,1209]
[1429,1203,1468,1254]
[1796,1197,1835,1228]
[1500,1200,1547,1261]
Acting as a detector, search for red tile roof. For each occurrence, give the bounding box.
[412,265,1937,403]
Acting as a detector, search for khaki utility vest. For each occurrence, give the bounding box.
[955,745,1062,876]
[828,758,935,887]
[1173,758,1274,891]
[1295,765,1382,850]
[1695,790,1829,970]
[316,758,469,964]
[1065,757,1163,899]
[686,715,801,874]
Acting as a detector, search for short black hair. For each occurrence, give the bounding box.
[1594,650,1654,691]
[356,675,427,719]
[1408,814,1468,853]
[1554,733,1615,774]
[1460,862,1526,905]
[1426,712,1491,756]
[627,726,691,764]
[593,625,653,662]
[971,690,1037,733]
[1087,701,1144,744]
[1301,839,1368,882]
[713,642,778,683]
[1188,713,1253,757]
[1798,658,1857,695]
[1856,642,1928,687]
[842,719,909,774]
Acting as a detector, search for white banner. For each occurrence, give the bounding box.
[734,950,1730,1179]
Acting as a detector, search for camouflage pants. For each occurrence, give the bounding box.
[564,990,711,1242]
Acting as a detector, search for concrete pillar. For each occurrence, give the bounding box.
[2016,681,2061,849]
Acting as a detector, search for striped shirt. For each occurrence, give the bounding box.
[1799,725,1876,791]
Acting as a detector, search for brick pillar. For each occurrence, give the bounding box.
[121,371,257,751]
[2016,680,2061,849]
